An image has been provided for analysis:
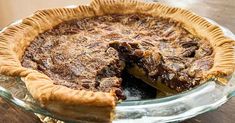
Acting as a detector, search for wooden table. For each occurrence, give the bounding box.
[0,98,41,122]
[0,0,235,122]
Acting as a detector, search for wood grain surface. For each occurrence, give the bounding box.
[0,98,41,123]
[0,0,235,123]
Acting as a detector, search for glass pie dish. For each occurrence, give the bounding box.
[0,9,234,123]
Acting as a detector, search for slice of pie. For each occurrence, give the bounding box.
[0,0,234,122]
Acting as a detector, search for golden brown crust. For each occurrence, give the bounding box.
[0,4,115,122]
[0,0,234,121]
[90,0,235,80]
[23,72,115,106]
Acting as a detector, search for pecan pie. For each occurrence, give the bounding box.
[0,0,234,122]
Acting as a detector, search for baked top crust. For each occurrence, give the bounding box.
[22,14,214,94]
[0,0,234,122]
[21,16,126,100]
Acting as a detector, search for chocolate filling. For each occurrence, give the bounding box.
[21,14,214,100]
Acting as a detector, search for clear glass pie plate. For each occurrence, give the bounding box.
[0,14,234,123]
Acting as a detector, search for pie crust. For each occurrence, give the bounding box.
[0,0,234,122]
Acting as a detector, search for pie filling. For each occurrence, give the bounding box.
[21,14,214,100]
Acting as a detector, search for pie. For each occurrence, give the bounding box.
[0,0,234,122]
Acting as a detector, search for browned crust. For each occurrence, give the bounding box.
[0,0,234,121]
[90,0,235,81]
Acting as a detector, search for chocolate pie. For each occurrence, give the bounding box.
[0,0,234,122]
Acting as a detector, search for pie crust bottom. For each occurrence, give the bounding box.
[46,103,113,123]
